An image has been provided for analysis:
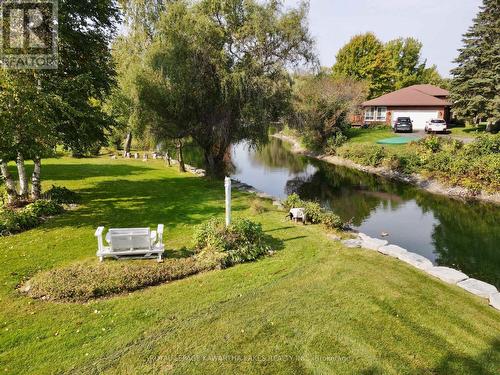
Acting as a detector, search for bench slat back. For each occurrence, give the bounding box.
[109,228,151,252]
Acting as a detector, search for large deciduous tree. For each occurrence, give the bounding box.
[332,33,392,99]
[0,0,119,205]
[385,37,426,90]
[450,0,499,126]
[109,1,168,156]
[333,33,447,98]
[134,0,315,175]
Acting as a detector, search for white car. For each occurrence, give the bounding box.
[425,119,447,133]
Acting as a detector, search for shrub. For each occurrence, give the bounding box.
[43,185,80,204]
[337,143,386,167]
[417,135,442,152]
[282,193,303,210]
[303,201,323,224]
[320,211,344,229]
[282,193,346,229]
[24,200,64,217]
[363,122,389,129]
[382,150,422,175]
[193,218,271,267]
[466,134,500,156]
[0,200,64,236]
[250,199,267,214]
[0,208,40,235]
[24,255,223,302]
[324,133,348,155]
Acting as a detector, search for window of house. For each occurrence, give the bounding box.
[364,107,375,120]
[376,107,387,121]
[365,107,386,121]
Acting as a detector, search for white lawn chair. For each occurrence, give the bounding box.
[95,224,164,262]
[289,208,306,223]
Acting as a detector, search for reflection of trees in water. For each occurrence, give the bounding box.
[286,161,413,226]
[416,194,500,288]
[250,139,309,174]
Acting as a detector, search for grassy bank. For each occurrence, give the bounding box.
[0,157,499,374]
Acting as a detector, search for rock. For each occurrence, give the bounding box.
[397,252,433,270]
[256,192,272,199]
[426,266,468,284]
[358,233,388,251]
[19,281,31,293]
[327,234,341,241]
[489,293,500,311]
[378,245,408,258]
[457,278,498,299]
[341,239,362,248]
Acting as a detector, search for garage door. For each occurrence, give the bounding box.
[391,110,439,130]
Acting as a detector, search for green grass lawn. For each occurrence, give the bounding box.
[448,125,487,138]
[346,127,398,144]
[0,157,499,374]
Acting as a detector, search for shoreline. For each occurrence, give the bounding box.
[272,133,500,205]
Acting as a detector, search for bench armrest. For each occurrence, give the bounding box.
[95,226,105,237]
[157,224,164,245]
[95,226,105,253]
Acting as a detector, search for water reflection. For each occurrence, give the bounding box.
[230,138,500,288]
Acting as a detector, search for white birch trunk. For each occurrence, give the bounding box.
[31,157,42,201]
[16,152,29,198]
[0,160,19,205]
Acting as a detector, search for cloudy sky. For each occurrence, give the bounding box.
[283,0,482,76]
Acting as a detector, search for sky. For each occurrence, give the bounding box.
[283,0,482,77]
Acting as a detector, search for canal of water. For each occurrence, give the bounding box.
[230,138,500,288]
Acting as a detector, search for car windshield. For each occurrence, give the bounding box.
[397,118,411,123]
[431,119,445,123]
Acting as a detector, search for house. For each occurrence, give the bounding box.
[361,84,452,130]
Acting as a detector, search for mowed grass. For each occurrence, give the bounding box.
[346,127,396,143]
[0,157,499,374]
[448,125,488,138]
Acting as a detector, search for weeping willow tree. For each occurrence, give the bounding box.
[109,0,176,156]
[131,0,316,175]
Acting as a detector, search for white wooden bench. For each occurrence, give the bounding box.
[95,224,164,262]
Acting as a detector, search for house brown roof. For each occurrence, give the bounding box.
[362,85,451,107]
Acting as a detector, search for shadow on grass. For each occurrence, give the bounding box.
[7,162,154,181]
[431,338,500,374]
[42,176,248,231]
[358,338,500,375]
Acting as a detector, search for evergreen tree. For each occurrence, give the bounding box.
[450,0,500,124]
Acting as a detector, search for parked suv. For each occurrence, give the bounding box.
[393,117,413,133]
[425,119,447,133]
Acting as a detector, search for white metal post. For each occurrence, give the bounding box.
[225,177,232,227]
